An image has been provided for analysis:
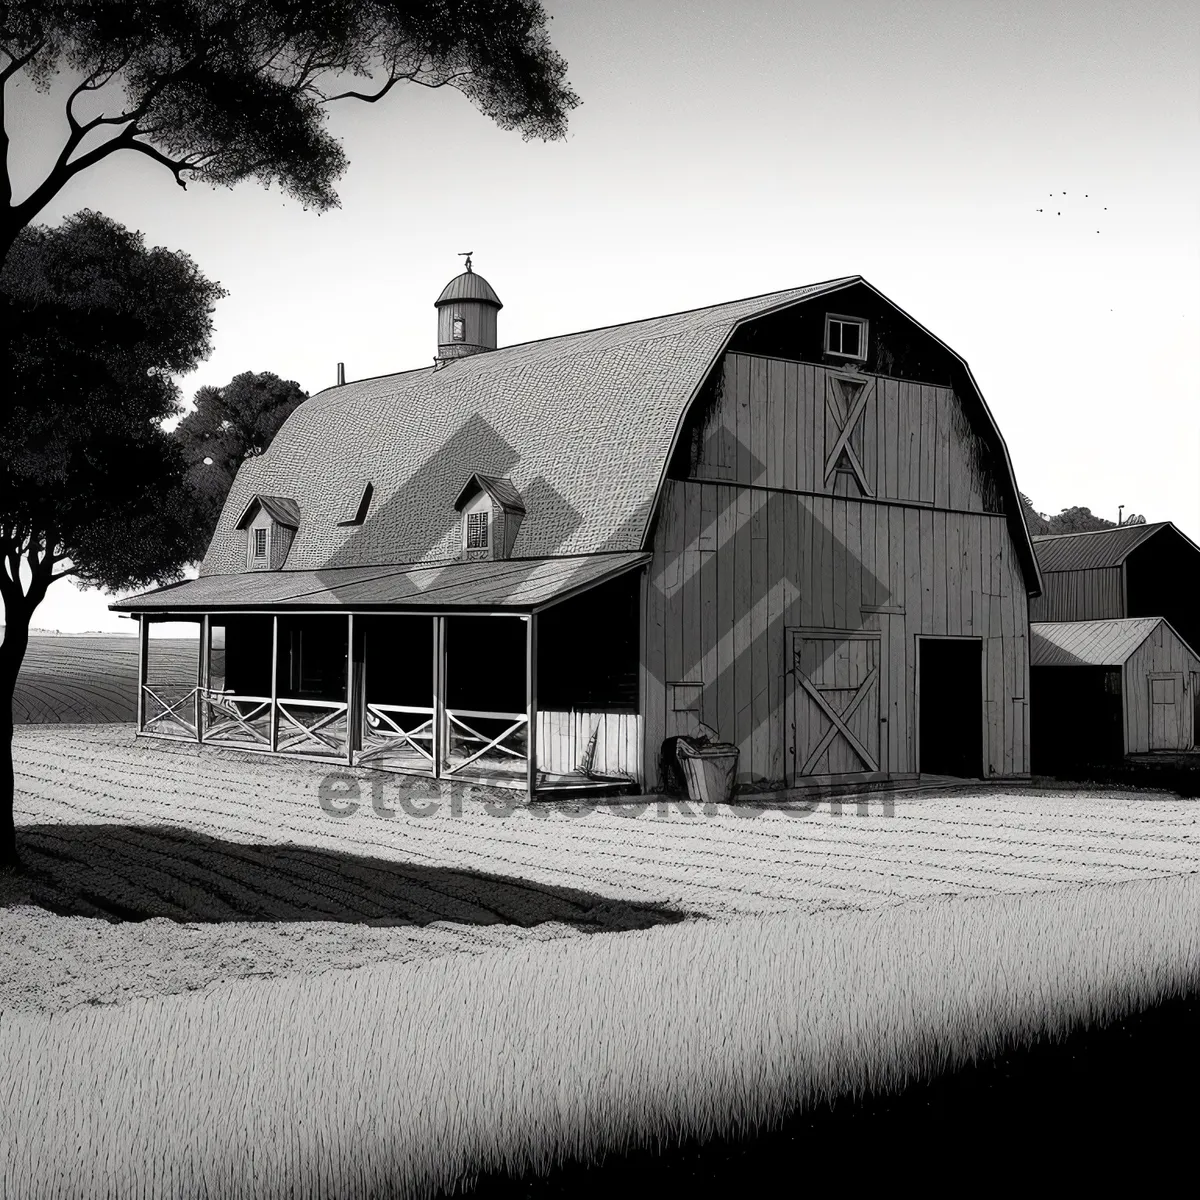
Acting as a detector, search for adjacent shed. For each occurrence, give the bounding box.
[1030,523,1200,655]
[1030,618,1200,768]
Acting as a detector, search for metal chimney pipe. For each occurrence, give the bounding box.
[337,362,345,386]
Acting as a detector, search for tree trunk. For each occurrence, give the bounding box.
[0,608,31,868]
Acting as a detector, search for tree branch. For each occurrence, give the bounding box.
[0,39,46,87]
[121,137,205,188]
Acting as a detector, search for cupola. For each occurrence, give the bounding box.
[435,253,502,361]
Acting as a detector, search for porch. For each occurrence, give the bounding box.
[132,564,644,796]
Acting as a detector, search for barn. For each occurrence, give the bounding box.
[113,266,1041,793]
[1030,522,1200,656]
[1030,618,1200,768]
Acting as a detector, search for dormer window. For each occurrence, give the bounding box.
[825,314,868,361]
[466,510,489,549]
[453,473,526,562]
[235,494,301,571]
[452,315,466,342]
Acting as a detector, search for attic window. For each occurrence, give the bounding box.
[336,480,373,527]
[253,528,268,559]
[466,510,489,549]
[452,316,466,342]
[825,314,868,361]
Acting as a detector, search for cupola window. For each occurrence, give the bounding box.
[452,316,466,342]
[253,528,268,559]
[825,314,868,361]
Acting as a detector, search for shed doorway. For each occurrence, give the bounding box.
[918,637,982,777]
[1147,673,1184,751]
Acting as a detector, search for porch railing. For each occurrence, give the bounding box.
[140,684,199,738]
[200,689,273,748]
[443,708,529,777]
[275,696,349,758]
[357,703,436,771]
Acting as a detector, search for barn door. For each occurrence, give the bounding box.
[1192,673,1200,749]
[1148,673,1184,750]
[787,630,881,783]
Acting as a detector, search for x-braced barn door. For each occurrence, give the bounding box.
[824,374,875,498]
[786,629,881,784]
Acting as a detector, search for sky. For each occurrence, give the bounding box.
[5,0,1198,634]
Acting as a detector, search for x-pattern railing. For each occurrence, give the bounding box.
[358,703,436,765]
[142,685,198,738]
[200,690,272,746]
[276,697,348,756]
[444,708,528,775]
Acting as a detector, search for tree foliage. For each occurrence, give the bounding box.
[0,0,579,260]
[1021,495,1144,536]
[174,370,308,550]
[0,209,224,864]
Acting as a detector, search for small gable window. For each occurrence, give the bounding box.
[452,316,466,342]
[236,494,300,571]
[466,510,489,549]
[454,473,525,561]
[825,314,868,361]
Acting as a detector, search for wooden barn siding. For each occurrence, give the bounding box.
[536,711,641,778]
[1028,568,1125,623]
[1121,626,1200,754]
[695,353,993,511]
[642,480,1029,787]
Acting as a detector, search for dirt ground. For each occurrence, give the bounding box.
[7,723,1199,1016]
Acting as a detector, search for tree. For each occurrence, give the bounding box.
[1044,506,1117,535]
[1020,493,1051,537]
[175,370,308,550]
[0,210,224,866]
[0,0,579,262]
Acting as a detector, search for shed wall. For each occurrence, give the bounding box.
[1122,624,1200,753]
[1028,568,1125,623]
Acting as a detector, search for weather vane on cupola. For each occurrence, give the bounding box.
[459,251,473,273]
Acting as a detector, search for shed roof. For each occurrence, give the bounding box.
[1030,522,1170,572]
[111,552,650,614]
[1030,618,1166,666]
[198,275,1041,595]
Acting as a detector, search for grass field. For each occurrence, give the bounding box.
[4,724,1199,1196]
[11,635,199,724]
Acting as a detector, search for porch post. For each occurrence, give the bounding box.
[432,616,445,778]
[135,615,148,732]
[196,614,209,742]
[345,613,356,766]
[526,612,538,799]
[269,615,279,753]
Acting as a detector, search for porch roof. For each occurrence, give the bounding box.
[110,552,651,614]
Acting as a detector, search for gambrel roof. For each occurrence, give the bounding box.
[1031,522,1180,572]
[1030,617,1193,667]
[191,275,1041,593]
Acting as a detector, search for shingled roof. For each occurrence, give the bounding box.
[1030,617,1170,667]
[201,278,856,575]
[195,275,1040,593]
[1031,522,1171,572]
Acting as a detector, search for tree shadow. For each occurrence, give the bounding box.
[8,823,692,930]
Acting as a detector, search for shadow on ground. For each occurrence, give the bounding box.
[5,823,690,930]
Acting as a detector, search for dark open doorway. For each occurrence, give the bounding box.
[919,638,982,777]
